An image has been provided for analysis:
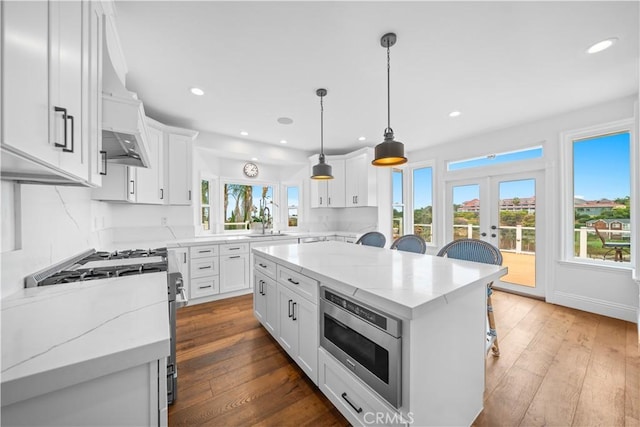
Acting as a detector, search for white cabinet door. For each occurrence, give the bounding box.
[264,277,278,336]
[327,158,345,207]
[345,149,377,207]
[2,1,57,166]
[295,296,318,383]
[135,125,164,204]
[50,0,86,180]
[220,253,249,293]
[277,284,298,356]
[167,134,192,205]
[254,272,267,324]
[85,1,105,186]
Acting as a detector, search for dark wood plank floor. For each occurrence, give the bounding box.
[170,291,639,427]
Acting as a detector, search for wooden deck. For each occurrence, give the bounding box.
[501,251,536,288]
[170,292,639,426]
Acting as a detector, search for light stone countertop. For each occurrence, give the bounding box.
[165,231,357,248]
[1,273,170,406]
[253,241,507,319]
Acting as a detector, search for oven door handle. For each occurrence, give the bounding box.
[176,277,189,307]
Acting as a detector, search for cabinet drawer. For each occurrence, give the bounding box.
[190,276,219,298]
[318,349,405,427]
[254,256,276,279]
[191,258,219,278]
[220,242,249,255]
[190,245,218,258]
[277,265,318,303]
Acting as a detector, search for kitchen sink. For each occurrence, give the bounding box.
[245,233,291,238]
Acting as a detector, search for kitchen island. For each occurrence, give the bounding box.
[253,241,507,426]
[1,273,170,426]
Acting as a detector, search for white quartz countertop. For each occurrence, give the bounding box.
[254,241,507,319]
[1,273,170,406]
[166,231,357,247]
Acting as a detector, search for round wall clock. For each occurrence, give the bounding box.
[243,162,259,177]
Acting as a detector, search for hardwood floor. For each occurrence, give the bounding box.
[170,292,639,427]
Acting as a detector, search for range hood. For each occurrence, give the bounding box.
[101,17,150,168]
[102,93,151,168]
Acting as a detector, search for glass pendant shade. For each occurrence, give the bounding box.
[372,131,407,166]
[311,154,333,179]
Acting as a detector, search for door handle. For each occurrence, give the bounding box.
[130,180,135,195]
[287,278,299,285]
[491,225,497,230]
[491,234,497,238]
[53,106,68,151]
[65,115,74,153]
[481,232,487,237]
[160,188,164,199]
[341,392,362,413]
[292,302,297,321]
[288,299,293,318]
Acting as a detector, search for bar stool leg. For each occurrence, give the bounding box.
[487,283,500,357]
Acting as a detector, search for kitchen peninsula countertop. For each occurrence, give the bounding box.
[1,273,170,406]
[254,241,507,319]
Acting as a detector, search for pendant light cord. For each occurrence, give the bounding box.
[386,43,392,134]
[320,94,324,157]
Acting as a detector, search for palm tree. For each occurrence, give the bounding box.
[227,184,246,222]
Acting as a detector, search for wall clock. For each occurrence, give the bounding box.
[243,162,259,177]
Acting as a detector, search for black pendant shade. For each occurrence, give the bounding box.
[372,32,408,167]
[311,88,334,180]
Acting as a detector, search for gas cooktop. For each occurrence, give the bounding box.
[26,248,169,287]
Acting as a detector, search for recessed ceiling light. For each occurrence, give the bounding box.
[358,136,366,141]
[586,37,618,54]
[240,131,248,136]
[449,111,461,118]
[251,157,258,161]
[280,140,287,144]
[190,87,204,96]
[277,117,294,125]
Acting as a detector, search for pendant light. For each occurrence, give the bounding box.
[311,88,334,180]
[372,32,407,166]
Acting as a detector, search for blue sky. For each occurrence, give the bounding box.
[394,132,630,208]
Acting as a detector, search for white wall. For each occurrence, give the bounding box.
[1,184,110,298]
[407,95,638,322]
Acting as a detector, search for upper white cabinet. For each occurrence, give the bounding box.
[167,133,195,205]
[92,121,197,204]
[309,156,346,208]
[1,0,102,185]
[345,148,377,207]
[134,123,164,204]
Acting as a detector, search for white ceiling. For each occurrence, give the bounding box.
[114,1,639,158]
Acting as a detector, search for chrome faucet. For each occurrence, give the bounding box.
[262,206,270,234]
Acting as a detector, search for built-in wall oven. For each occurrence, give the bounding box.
[320,287,402,408]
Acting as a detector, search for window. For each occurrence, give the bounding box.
[571,131,631,262]
[287,186,299,228]
[223,183,274,231]
[392,169,404,239]
[412,167,433,243]
[448,147,542,171]
[201,179,210,231]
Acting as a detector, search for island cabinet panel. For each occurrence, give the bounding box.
[254,267,278,336]
[318,348,406,427]
[276,264,318,302]
[276,281,318,384]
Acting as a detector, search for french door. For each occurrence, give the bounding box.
[445,171,545,298]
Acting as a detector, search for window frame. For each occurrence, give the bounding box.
[282,182,301,230]
[560,118,634,267]
[218,177,279,234]
[198,173,218,234]
[401,160,436,246]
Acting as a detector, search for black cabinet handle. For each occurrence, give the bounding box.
[100,150,107,175]
[292,302,297,321]
[229,247,241,251]
[160,188,164,199]
[319,196,323,205]
[481,232,487,237]
[54,106,68,150]
[229,255,240,259]
[259,263,267,268]
[183,253,187,263]
[328,197,331,205]
[491,234,497,238]
[258,280,263,295]
[199,265,212,270]
[65,115,74,153]
[491,225,497,230]
[198,284,212,289]
[288,299,293,318]
[130,180,135,195]
[341,393,362,413]
[188,190,191,201]
[287,278,299,285]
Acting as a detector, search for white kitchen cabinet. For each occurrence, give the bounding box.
[309,156,345,208]
[276,281,318,384]
[189,245,219,298]
[1,0,99,185]
[249,239,298,289]
[220,246,250,293]
[85,1,105,186]
[345,148,377,207]
[2,359,167,427]
[254,269,278,337]
[134,124,164,204]
[167,133,193,205]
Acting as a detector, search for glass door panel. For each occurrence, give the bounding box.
[496,179,536,288]
[452,184,481,240]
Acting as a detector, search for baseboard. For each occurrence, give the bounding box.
[552,290,637,323]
